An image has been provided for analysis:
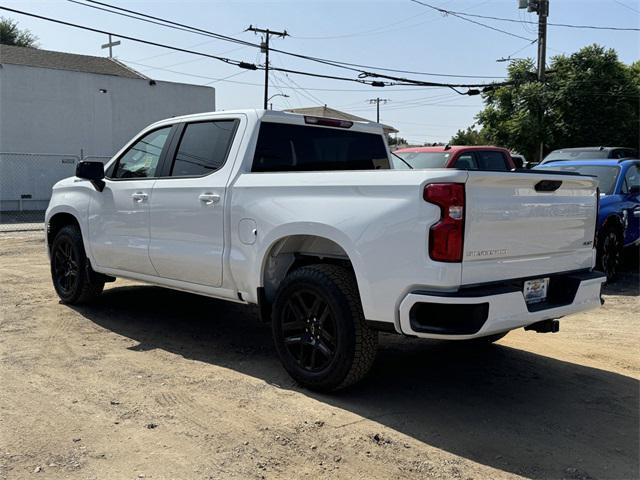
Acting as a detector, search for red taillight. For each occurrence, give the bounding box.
[424,183,465,262]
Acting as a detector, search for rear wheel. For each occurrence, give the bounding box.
[271,264,377,391]
[597,226,622,282]
[50,225,104,304]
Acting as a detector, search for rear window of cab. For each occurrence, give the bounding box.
[251,122,390,172]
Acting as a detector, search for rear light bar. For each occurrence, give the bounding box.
[304,116,353,128]
[424,183,465,262]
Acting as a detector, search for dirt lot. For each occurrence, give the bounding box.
[0,232,638,480]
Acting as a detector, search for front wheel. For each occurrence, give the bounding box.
[597,227,622,282]
[271,264,377,391]
[50,225,104,304]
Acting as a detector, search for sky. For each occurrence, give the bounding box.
[3,0,639,144]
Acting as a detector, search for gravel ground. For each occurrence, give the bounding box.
[0,232,638,480]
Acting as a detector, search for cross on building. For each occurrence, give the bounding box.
[101,34,121,58]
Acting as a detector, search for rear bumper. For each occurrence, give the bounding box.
[398,270,605,339]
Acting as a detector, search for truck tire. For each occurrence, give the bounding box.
[271,264,378,391]
[597,226,622,282]
[50,225,104,304]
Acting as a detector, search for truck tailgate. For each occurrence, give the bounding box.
[462,171,598,285]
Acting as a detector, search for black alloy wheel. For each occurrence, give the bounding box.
[50,225,105,304]
[280,289,338,372]
[271,264,378,391]
[52,236,80,296]
[598,229,622,282]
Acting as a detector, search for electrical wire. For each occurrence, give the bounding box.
[408,0,535,41]
[0,5,398,88]
[613,0,640,14]
[410,0,640,32]
[69,0,508,80]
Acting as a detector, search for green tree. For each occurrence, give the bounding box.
[0,17,38,47]
[475,45,639,161]
[386,134,408,147]
[449,126,490,145]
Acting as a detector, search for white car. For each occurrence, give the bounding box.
[46,110,605,391]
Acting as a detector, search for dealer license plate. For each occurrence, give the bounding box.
[523,278,549,304]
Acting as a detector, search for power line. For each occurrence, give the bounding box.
[0,5,247,65]
[119,60,452,92]
[280,72,326,106]
[68,0,507,80]
[408,0,535,41]
[0,5,390,88]
[613,0,640,14]
[410,0,640,32]
[1,5,513,93]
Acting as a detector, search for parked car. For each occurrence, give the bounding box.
[541,146,638,164]
[392,145,517,170]
[46,110,605,391]
[535,159,640,280]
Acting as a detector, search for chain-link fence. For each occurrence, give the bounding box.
[0,152,112,232]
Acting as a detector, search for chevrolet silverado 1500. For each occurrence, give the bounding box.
[46,110,605,391]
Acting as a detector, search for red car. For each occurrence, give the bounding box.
[392,145,517,171]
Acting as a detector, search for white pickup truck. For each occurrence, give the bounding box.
[46,110,605,391]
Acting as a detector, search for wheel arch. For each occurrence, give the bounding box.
[47,211,82,250]
[257,229,370,322]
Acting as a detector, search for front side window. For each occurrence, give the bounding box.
[171,120,237,177]
[252,122,389,172]
[112,127,172,179]
[622,165,639,194]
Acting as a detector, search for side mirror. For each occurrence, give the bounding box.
[76,161,105,192]
[629,184,640,196]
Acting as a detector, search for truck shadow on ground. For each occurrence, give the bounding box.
[74,285,638,480]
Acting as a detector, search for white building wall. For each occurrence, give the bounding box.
[0,64,215,210]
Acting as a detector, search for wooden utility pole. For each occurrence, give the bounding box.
[536,0,549,163]
[246,25,289,109]
[519,0,549,162]
[367,98,389,123]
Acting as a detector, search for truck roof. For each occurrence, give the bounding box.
[147,109,386,135]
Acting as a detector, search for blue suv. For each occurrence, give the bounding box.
[535,159,640,281]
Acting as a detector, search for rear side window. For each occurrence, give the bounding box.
[252,122,389,172]
[170,120,237,177]
[453,153,477,170]
[475,151,509,170]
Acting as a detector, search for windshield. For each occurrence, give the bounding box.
[535,164,620,194]
[392,151,450,169]
[544,150,607,161]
